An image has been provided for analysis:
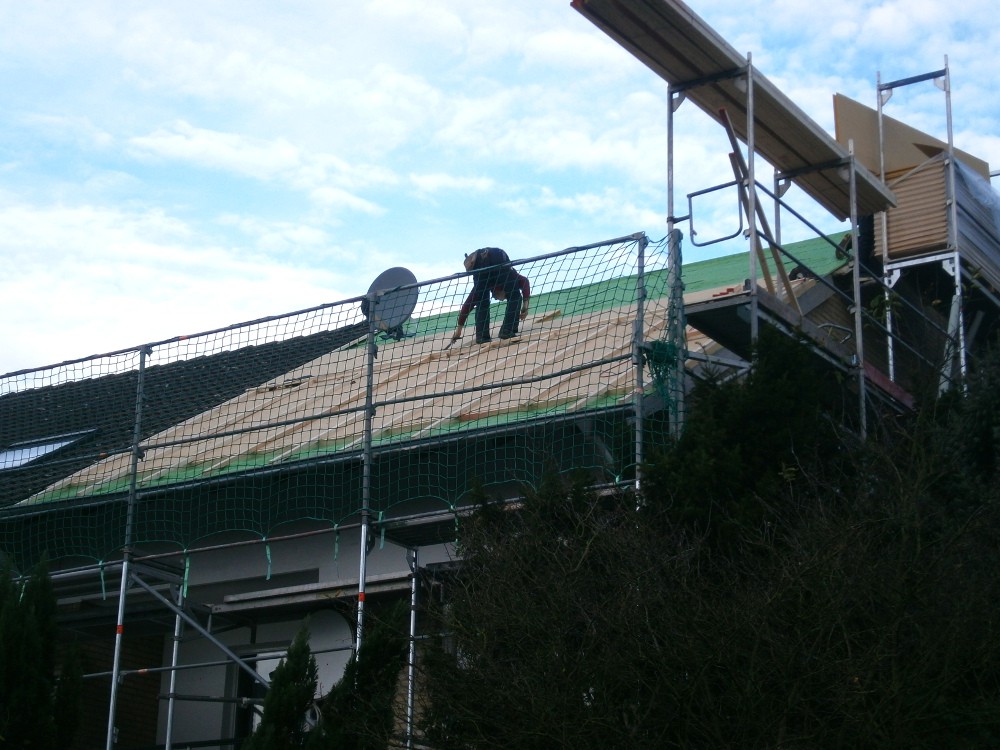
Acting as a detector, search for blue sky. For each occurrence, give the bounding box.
[2,0,998,373]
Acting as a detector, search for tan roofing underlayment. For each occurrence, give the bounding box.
[27,295,663,502]
[29,273,826,505]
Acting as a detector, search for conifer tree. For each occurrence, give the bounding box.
[243,626,319,750]
[0,558,81,749]
[309,603,408,750]
[241,607,407,750]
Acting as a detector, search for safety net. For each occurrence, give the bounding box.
[0,233,693,571]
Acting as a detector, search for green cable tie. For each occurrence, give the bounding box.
[265,541,272,581]
[333,528,340,562]
[378,511,385,549]
[99,562,107,600]
[182,553,191,599]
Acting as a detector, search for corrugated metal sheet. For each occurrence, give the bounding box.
[875,157,949,259]
[875,154,1000,290]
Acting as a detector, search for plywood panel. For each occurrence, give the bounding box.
[834,93,990,179]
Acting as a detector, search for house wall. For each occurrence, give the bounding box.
[153,527,451,747]
[156,613,352,747]
[71,635,164,750]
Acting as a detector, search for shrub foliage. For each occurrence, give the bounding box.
[419,335,1000,749]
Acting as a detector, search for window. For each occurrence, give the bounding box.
[230,649,286,743]
[0,430,93,471]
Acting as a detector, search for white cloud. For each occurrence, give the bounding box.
[866,1,942,51]
[217,214,334,257]
[128,121,395,213]
[129,122,301,180]
[309,186,384,215]
[433,86,672,190]
[409,173,494,194]
[20,113,114,150]
[0,146,425,369]
[1,0,998,375]
[502,186,664,230]
[0,200,364,371]
[116,8,324,103]
[520,27,634,76]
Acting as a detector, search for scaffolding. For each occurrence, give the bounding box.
[574,0,1000,438]
[594,0,890,438]
[6,2,1000,747]
[1,233,689,748]
[876,58,983,393]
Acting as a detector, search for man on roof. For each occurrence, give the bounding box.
[450,247,530,345]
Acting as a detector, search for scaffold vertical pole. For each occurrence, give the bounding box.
[666,228,686,438]
[876,69,897,382]
[164,578,186,750]
[666,82,685,439]
[105,344,150,750]
[941,57,968,387]
[745,54,760,347]
[633,233,648,492]
[405,548,419,749]
[847,144,868,440]
[357,292,377,655]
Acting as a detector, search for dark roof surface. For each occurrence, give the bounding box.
[0,324,365,507]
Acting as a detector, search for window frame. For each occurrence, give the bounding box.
[0,429,95,472]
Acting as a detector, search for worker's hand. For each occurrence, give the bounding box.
[519,306,528,321]
[451,325,463,341]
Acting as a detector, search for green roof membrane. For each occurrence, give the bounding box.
[403,235,846,341]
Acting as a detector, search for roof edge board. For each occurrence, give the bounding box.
[571,0,896,219]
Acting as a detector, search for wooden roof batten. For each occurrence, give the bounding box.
[571,0,896,220]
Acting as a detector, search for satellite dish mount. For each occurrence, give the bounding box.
[362,267,419,341]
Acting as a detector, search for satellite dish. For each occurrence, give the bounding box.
[364,267,419,333]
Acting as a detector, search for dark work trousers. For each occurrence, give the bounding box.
[473,267,522,341]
